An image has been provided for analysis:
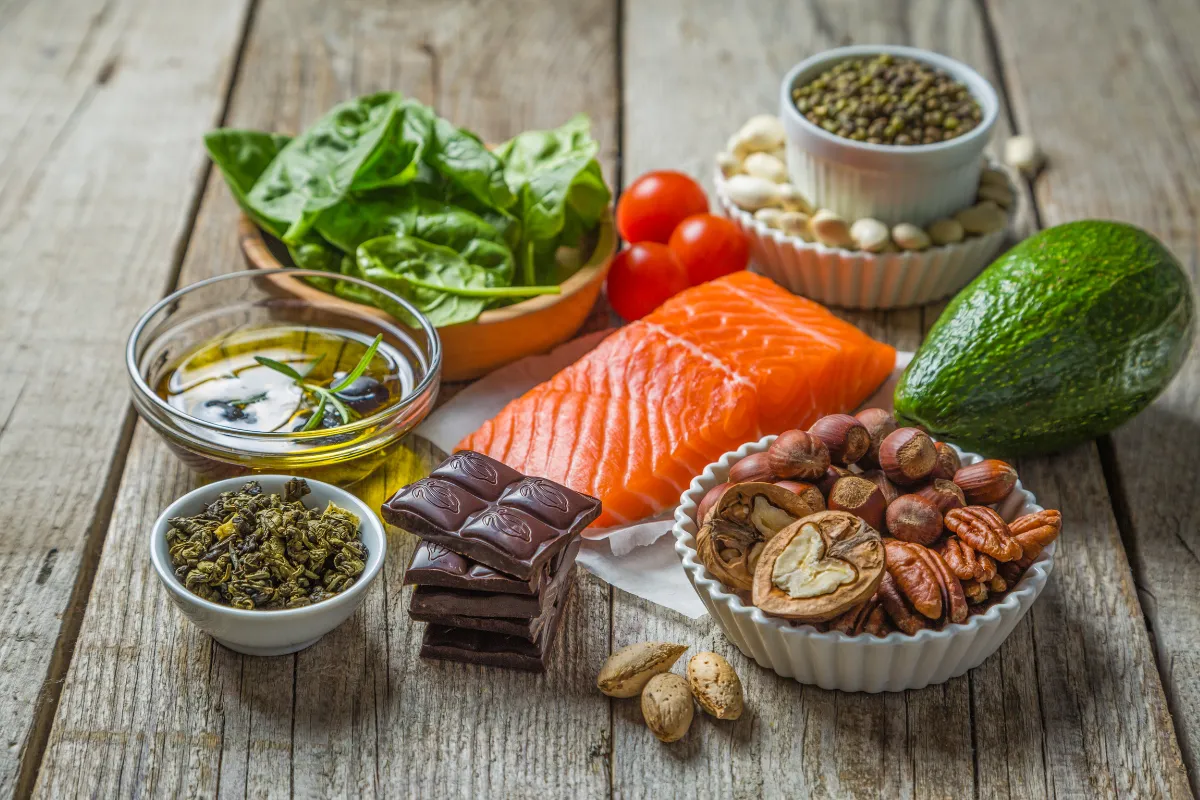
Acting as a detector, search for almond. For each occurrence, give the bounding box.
[641,673,694,743]
[686,652,744,720]
[953,460,1018,505]
[597,642,688,698]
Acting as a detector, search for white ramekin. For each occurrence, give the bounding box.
[780,45,999,226]
[672,436,1054,692]
[150,475,386,656]
[714,170,1008,309]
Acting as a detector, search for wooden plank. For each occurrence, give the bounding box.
[618,1,1187,798]
[616,2,1022,797]
[986,0,1197,795]
[35,0,619,797]
[0,0,250,794]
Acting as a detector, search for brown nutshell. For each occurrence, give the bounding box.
[878,427,937,485]
[860,469,900,507]
[729,451,775,483]
[952,459,1018,504]
[696,482,730,525]
[827,476,887,531]
[931,442,962,480]
[816,465,851,496]
[767,429,830,481]
[916,479,966,514]
[773,480,827,516]
[809,414,871,466]
[752,510,885,622]
[885,494,944,546]
[854,408,897,468]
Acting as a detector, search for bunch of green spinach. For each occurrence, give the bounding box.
[205,95,609,327]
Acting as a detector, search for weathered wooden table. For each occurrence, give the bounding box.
[4,0,1198,796]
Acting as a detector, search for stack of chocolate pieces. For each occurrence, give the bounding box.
[382,450,601,672]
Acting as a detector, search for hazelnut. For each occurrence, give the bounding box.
[953,460,1018,505]
[773,480,827,516]
[931,442,962,480]
[854,408,898,468]
[885,494,944,546]
[827,476,886,531]
[860,469,900,507]
[816,465,851,497]
[729,452,775,484]
[917,479,966,514]
[878,428,937,485]
[696,482,731,524]
[808,414,870,466]
[767,430,830,481]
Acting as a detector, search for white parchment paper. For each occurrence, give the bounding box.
[416,333,913,619]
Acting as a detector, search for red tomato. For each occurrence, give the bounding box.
[668,213,750,285]
[605,242,689,321]
[616,171,709,244]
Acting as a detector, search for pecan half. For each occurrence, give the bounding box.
[945,506,1022,562]
[883,539,942,619]
[962,579,989,603]
[875,572,927,634]
[1009,509,1062,561]
[912,542,968,624]
[937,535,997,582]
[862,605,892,636]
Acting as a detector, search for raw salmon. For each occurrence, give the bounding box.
[458,271,896,528]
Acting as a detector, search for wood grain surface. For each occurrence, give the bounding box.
[7,0,1199,797]
[0,0,251,794]
[988,0,1200,790]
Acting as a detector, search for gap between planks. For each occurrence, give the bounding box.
[12,0,263,795]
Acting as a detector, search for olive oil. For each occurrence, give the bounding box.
[156,323,418,484]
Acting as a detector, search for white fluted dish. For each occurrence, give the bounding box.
[715,170,1010,309]
[672,436,1054,692]
[780,45,999,226]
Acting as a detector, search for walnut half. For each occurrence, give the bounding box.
[752,510,884,622]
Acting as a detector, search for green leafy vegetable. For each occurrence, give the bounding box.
[246,93,411,244]
[204,129,292,237]
[428,116,515,213]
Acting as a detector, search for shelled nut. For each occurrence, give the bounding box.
[926,217,965,245]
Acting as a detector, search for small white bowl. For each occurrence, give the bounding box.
[715,169,1010,309]
[672,436,1054,692]
[780,45,999,226]
[150,475,386,656]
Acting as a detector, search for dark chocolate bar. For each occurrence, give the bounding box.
[419,586,569,672]
[402,529,581,596]
[410,565,575,640]
[382,451,601,580]
[408,539,581,618]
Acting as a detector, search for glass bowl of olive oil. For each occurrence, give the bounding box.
[127,269,441,486]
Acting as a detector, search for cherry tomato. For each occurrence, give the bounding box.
[667,213,750,285]
[605,242,689,321]
[616,171,709,244]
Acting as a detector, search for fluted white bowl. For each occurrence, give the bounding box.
[672,436,1053,692]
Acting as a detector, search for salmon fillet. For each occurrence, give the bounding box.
[458,271,896,528]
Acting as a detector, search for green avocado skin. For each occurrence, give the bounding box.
[894,220,1194,456]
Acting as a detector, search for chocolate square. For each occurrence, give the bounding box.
[430,451,524,501]
[403,541,547,596]
[499,477,599,529]
[385,478,488,533]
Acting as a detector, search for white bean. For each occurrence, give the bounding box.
[810,210,853,249]
[926,217,965,245]
[892,222,932,251]
[849,218,890,253]
[1004,135,1044,176]
[715,151,742,179]
[742,152,789,184]
[754,207,785,229]
[723,174,781,211]
[730,115,786,158]
[776,183,813,214]
[955,201,1008,235]
[777,211,813,240]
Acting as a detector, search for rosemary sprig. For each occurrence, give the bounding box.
[254,334,383,431]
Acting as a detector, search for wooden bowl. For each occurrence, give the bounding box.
[239,212,616,381]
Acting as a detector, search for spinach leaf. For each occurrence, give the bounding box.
[351,100,434,190]
[204,129,292,237]
[246,93,411,245]
[287,233,343,293]
[350,236,557,327]
[314,190,515,284]
[495,114,610,284]
[427,116,515,213]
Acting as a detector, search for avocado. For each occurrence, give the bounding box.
[894,220,1194,456]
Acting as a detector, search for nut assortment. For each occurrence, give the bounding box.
[597,643,745,743]
[716,113,1014,252]
[693,409,1063,637]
